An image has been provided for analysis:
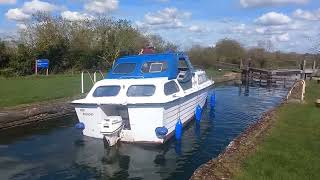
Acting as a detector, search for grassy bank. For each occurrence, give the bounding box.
[0,74,99,108]
[236,81,320,180]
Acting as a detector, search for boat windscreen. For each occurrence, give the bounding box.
[113,63,136,74]
[93,86,121,97]
[127,85,155,97]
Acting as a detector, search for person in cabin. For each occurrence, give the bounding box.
[139,44,155,55]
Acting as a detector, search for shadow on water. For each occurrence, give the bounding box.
[0,81,289,180]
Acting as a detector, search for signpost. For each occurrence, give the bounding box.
[35,59,49,76]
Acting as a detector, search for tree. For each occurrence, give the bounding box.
[215,39,245,64]
[0,39,10,68]
[247,48,268,68]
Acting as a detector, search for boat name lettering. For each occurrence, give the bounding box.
[83,113,94,116]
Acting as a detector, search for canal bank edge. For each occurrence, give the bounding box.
[190,81,305,180]
[191,105,282,180]
[0,97,76,130]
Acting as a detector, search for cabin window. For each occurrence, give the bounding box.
[141,61,168,73]
[113,63,136,74]
[198,74,208,84]
[93,86,121,97]
[127,85,156,97]
[164,81,180,95]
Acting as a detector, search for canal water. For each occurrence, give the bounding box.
[0,82,289,180]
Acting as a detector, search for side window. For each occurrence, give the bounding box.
[93,86,121,97]
[127,85,156,97]
[141,61,168,73]
[164,81,180,95]
[113,63,136,74]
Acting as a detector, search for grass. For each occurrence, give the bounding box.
[235,81,320,180]
[0,74,102,108]
[205,68,230,78]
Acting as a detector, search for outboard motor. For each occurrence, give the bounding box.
[101,116,123,146]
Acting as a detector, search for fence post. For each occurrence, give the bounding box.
[81,71,84,94]
[94,72,97,83]
[35,59,37,75]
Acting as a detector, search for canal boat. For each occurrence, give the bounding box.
[72,52,214,146]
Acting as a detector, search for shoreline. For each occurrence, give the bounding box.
[0,97,76,131]
[190,80,303,180]
[191,102,283,180]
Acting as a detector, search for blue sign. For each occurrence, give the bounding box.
[36,59,49,69]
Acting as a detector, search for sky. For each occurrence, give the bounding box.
[0,0,320,53]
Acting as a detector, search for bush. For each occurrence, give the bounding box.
[0,68,16,78]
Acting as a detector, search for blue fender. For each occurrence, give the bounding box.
[175,119,183,140]
[210,93,216,108]
[75,122,85,130]
[155,127,168,139]
[195,105,202,122]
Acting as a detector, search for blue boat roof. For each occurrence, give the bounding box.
[106,52,192,80]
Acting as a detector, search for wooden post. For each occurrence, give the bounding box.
[313,60,316,70]
[267,72,272,86]
[46,68,49,76]
[35,59,37,75]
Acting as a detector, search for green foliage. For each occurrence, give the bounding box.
[215,39,245,64]
[0,14,177,76]
[0,68,16,77]
[9,44,34,75]
[236,82,320,180]
[188,39,319,69]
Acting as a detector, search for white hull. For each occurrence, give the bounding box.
[73,69,213,145]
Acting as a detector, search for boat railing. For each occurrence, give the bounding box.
[81,70,105,93]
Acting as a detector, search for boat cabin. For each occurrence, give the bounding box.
[107,53,196,90]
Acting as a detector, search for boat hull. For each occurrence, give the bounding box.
[74,87,210,144]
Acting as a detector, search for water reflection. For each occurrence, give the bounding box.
[0,82,289,180]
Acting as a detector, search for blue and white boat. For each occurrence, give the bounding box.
[72,52,213,146]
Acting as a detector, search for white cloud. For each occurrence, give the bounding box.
[0,0,16,4]
[22,0,57,13]
[273,32,290,42]
[17,23,27,30]
[142,7,191,29]
[84,0,119,13]
[188,25,202,32]
[232,23,246,33]
[5,0,58,21]
[293,8,320,21]
[61,11,94,21]
[255,12,291,26]
[5,8,30,21]
[240,0,309,8]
